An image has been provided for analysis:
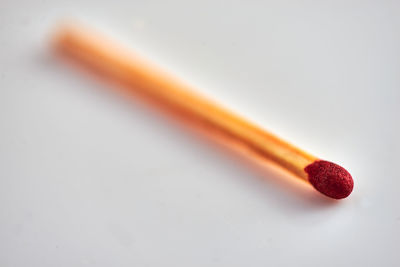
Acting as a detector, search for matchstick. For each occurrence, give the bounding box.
[54,25,354,199]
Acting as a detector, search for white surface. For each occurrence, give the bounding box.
[1,0,399,266]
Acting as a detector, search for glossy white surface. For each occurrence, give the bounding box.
[1,1,399,266]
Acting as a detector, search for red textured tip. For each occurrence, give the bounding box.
[304,160,353,199]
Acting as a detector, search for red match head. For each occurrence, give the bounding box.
[304,160,353,199]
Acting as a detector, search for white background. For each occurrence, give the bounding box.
[1,0,399,266]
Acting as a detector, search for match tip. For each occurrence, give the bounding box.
[304,160,353,199]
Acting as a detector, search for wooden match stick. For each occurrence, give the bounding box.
[53,25,354,199]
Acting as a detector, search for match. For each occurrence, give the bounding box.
[54,25,354,199]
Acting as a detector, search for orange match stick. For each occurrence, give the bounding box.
[53,25,353,199]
